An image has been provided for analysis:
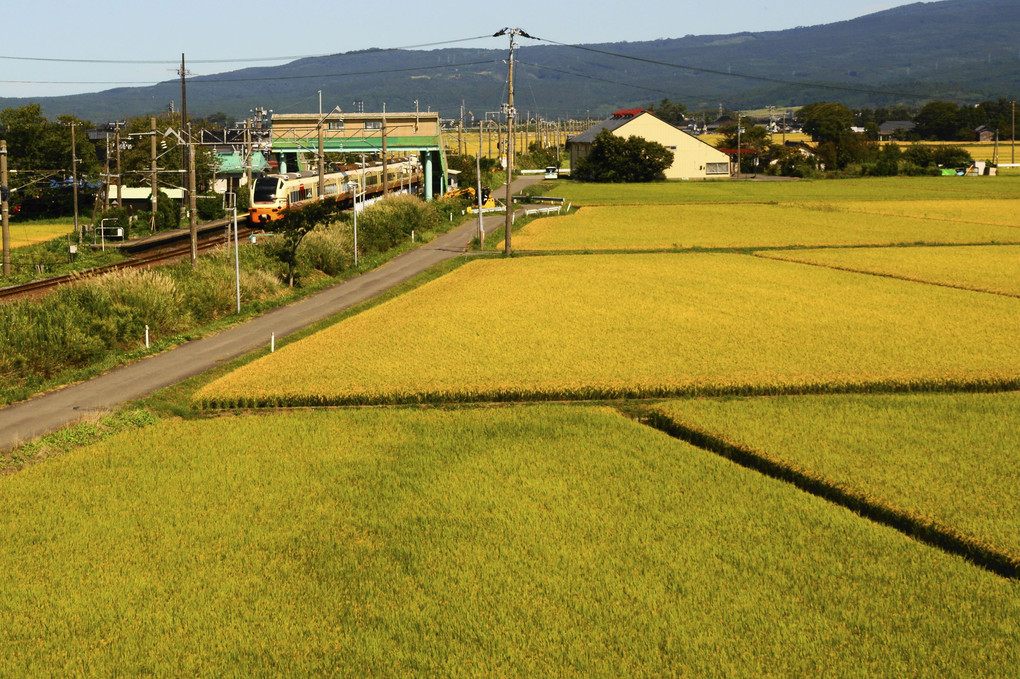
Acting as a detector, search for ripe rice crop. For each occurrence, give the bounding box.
[195,253,1020,407]
[510,203,1020,251]
[759,244,1020,297]
[551,176,1020,206]
[805,199,1020,228]
[6,221,74,248]
[650,391,1020,567]
[2,406,1018,674]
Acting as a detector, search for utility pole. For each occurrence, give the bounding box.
[458,100,464,156]
[70,121,81,244]
[244,119,253,204]
[735,111,741,179]
[1012,99,1015,165]
[189,140,197,266]
[179,54,190,224]
[382,103,389,197]
[2,139,10,276]
[150,116,158,232]
[115,123,123,207]
[494,27,533,257]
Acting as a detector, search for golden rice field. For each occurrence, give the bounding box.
[549,176,1020,205]
[650,391,1020,566]
[4,221,75,248]
[4,406,1019,675]
[759,244,1020,297]
[509,201,1020,251]
[803,198,1020,228]
[195,253,1020,406]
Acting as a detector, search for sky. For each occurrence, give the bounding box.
[2,0,925,99]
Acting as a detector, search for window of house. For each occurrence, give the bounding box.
[706,162,729,175]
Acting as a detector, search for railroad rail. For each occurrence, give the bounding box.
[0,220,255,302]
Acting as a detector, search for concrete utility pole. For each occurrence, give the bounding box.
[244,119,253,203]
[179,54,191,224]
[1012,99,1015,165]
[494,27,533,257]
[2,140,10,276]
[382,103,389,197]
[735,111,742,179]
[70,121,81,244]
[115,123,123,207]
[189,141,198,266]
[150,116,158,232]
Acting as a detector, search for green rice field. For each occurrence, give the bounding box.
[1,406,1017,675]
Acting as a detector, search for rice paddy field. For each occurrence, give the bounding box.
[3,219,75,248]
[2,406,1018,675]
[548,175,1020,205]
[759,244,1020,296]
[194,253,1020,406]
[650,392,1020,566]
[509,202,1020,251]
[5,173,1020,674]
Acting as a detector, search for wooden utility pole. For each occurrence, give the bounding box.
[1,140,10,276]
[150,116,158,232]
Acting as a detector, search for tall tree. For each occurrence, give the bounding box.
[574,130,673,183]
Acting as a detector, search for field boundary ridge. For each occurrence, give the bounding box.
[640,409,1020,581]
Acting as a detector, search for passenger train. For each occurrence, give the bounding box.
[249,159,421,224]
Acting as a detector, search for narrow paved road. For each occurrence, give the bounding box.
[0,177,541,452]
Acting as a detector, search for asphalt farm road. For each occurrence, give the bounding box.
[0,177,543,452]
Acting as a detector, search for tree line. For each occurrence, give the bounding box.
[1,104,222,225]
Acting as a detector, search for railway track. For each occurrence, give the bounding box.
[0,220,256,302]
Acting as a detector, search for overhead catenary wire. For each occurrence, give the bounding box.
[0,35,494,66]
[530,34,936,101]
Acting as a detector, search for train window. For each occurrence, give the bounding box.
[328,121,344,131]
[365,121,382,130]
[366,175,378,185]
[323,184,339,196]
[253,177,280,203]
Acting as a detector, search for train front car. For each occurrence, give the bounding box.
[249,175,286,224]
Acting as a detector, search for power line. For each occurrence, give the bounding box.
[0,35,493,66]
[0,58,499,88]
[532,35,935,101]
[516,60,679,98]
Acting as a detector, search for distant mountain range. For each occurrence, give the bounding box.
[3,0,1018,123]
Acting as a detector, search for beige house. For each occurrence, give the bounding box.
[567,109,731,179]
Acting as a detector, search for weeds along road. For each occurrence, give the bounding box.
[0,176,543,453]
